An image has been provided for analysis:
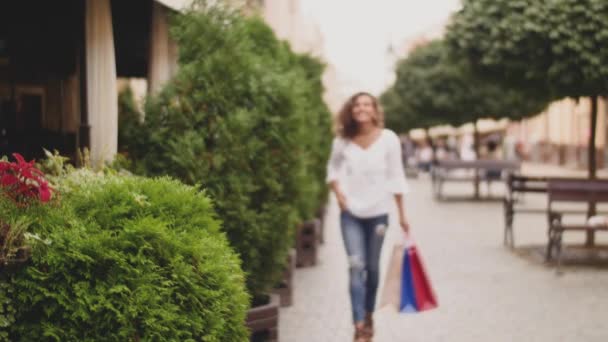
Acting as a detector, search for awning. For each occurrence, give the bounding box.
[154,0,192,11]
[457,118,510,135]
[428,125,456,138]
[409,129,427,140]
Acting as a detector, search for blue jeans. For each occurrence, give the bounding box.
[340,211,388,323]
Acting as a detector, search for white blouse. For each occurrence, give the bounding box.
[326,129,409,218]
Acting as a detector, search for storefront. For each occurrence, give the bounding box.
[0,0,180,163]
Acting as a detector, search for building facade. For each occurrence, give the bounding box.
[261,0,323,57]
[508,98,608,168]
[0,0,185,163]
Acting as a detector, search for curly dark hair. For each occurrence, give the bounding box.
[336,92,384,139]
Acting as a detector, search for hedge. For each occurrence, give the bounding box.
[122,2,332,299]
[1,171,249,341]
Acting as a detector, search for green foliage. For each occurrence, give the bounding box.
[37,149,73,179]
[379,87,416,134]
[446,0,550,91]
[544,0,608,97]
[118,87,144,155]
[1,173,249,341]
[0,218,30,263]
[0,277,15,341]
[447,0,608,175]
[381,40,550,131]
[447,0,608,98]
[123,2,331,298]
[288,53,333,217]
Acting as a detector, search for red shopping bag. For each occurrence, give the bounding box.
[408,244,438,311]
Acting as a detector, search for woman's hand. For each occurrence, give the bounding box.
[336,192,348,212]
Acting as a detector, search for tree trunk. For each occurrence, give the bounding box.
[586,96,598,246]
[473,119,480,199]
[425,128,436,163]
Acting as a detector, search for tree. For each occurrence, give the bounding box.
[382,42,461,133]
[448,0,608,178]
[382,40,549,197]
[447,0,608,242]
[381,86,439,134]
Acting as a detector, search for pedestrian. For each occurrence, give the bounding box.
[416,141,433,172]
[326,92,411,342]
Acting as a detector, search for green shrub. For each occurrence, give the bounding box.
[2,172,249,341]
[118,86,144,156]
[288,53,333,218]
[123,5,293,299]
[120,2,333,300]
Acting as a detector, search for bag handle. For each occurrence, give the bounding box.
[402,231,416,248]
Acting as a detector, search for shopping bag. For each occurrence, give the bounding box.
[409,244,438,311]
[379,244,405,310]
[400,245,418,313]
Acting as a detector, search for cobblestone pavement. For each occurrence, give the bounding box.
[280,168,608,342]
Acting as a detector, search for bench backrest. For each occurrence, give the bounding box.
[548,179,608,203]
[436,160,521,171]
[508,174,549,193]
[508,175,586,194]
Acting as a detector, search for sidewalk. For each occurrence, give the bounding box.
[280,175,608,342]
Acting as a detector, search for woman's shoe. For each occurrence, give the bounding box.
[363,313,374,337]
[354,324,371,342]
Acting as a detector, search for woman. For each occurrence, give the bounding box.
[327,92,410,342]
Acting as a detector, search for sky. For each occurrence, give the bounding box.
[300,0,461,98]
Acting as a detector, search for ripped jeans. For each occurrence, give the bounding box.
[340,211,388,323]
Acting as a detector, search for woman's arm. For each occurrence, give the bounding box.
[327,138,348,211]
[394,193,410,233]
[330,181,348,211]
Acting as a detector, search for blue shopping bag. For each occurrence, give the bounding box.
[400,246,418,313]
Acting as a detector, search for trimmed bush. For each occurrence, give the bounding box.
[1,172,249,341]
[123,2,332,300]
[288,53,333,218]
[117,86,143,156]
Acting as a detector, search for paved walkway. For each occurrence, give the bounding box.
[280,170,608,342]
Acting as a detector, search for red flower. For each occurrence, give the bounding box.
[39,183,51,202]
[0,153,53,206]
[1,174,18,186]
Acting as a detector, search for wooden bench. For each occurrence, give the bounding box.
[432,160,520,200]
[503,175,591,247]
[547,179,608,273]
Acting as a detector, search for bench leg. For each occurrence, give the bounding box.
[546,228,555,262]
[433,179,443,200]
[555,230,564,275]
[503,199,514,248]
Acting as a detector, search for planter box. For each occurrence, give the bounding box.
[296,219,319,268]
[246,294,280,342]
[315,206,326,245]
[273,248,296,307]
